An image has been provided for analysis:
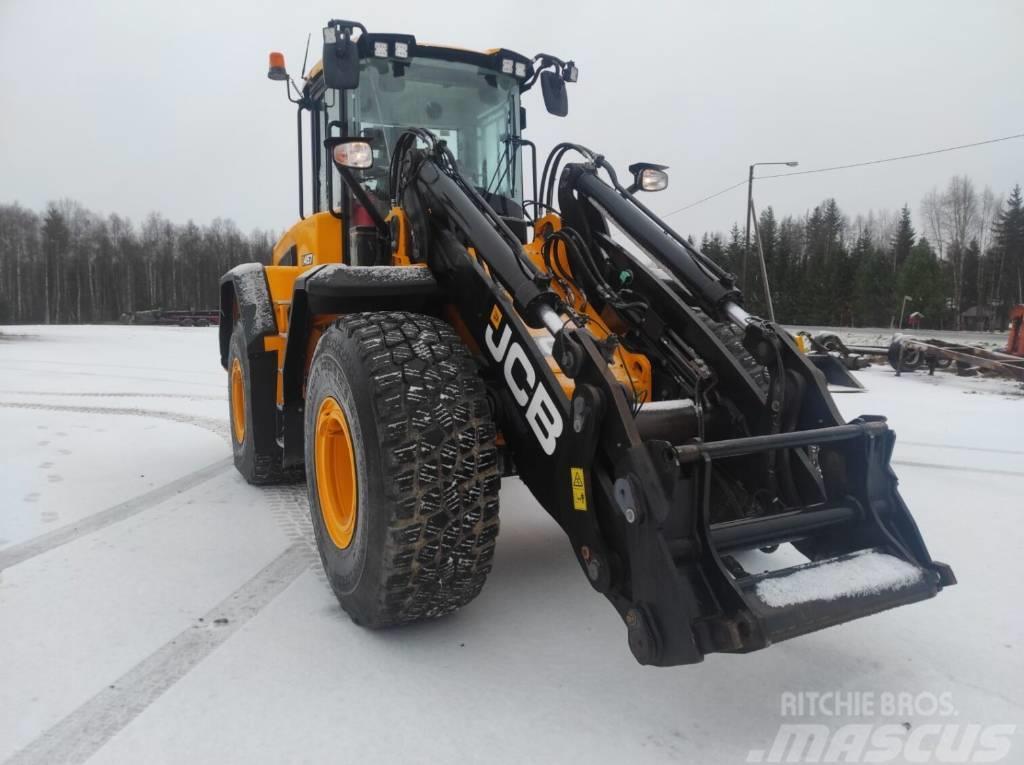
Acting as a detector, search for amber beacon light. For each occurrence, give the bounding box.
[267,51,288,81]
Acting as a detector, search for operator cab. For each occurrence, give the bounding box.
[344,57,522,211]
[319,51,525,258]
[272,20,576,267]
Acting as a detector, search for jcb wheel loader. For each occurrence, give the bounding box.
[219,20,955,665]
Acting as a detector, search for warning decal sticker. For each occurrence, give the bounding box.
[570,467,587,511]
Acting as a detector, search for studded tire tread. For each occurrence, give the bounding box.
[305,311,500,628]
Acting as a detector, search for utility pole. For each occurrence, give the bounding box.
[749,198,775,322]
[743,166,754,295]
[743,161,798,307]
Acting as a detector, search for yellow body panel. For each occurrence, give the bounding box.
[263,213,344,403]
[272,212,344,267]
[262,265,304,332]
[260,208,424,406]
[418,43,493,55]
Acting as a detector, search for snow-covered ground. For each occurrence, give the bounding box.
[1,325,1022,764]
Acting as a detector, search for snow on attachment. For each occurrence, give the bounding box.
[755,550,924,608]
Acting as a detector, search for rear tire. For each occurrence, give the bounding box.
[305,311,500,627]
[227,323,303,485]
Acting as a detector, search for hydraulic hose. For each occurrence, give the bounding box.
[413,158,560,329]
[567,168,741,319]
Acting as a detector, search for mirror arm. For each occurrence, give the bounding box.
[326,18,367,36]
[283,78,313,110]
[287,76,305,104]
[521,54,559,91]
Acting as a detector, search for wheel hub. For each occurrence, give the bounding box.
[230,358,246,444]
[315,396,358,549]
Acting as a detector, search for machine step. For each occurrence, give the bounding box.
[731,548,939,646]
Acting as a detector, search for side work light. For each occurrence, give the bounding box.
[627,163,669,193]
[332,141,374,170]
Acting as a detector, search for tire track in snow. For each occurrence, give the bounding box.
[1,365,223,389]
[0,458,233,571]
[0,390,324,762]
[1,402,321,574]
[892,459,1023,479]
[5,544,310,765]
[0,356,223,376]
[264,483,324,578]
[899,440,1024,456]
[0,402,229,440]
[0,390,224,401]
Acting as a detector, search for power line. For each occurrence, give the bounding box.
[758,131,1024,179]
[663,130,1024,219]
[663,179,747,217]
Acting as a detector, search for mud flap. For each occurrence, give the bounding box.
[278,264,441,469]
[218,263,277,368]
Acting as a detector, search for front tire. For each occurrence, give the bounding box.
[305,312,500,627]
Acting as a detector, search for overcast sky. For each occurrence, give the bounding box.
[1,0,1021,240]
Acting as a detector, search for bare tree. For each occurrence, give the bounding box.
[947,176,978,327]
[919,177,987,328]
[921,188,947,258]
[1,200,275,325]
[976,187,1002,307]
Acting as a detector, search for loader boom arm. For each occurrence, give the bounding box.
[388,137,954,665]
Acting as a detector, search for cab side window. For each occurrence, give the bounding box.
[313,97,325,213]
[314,92,342,214]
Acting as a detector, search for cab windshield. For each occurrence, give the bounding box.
[342,57,521,204]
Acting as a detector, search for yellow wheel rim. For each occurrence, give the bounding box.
[230,358,246,444]
[315,396,358,549]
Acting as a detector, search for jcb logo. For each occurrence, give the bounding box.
[484,307,563,455]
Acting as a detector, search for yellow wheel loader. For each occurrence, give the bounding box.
[219,20,955,665]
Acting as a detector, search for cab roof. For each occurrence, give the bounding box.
[304,34,533,87]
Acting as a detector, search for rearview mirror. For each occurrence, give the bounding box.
[322,24,361,90]
[541,71,568,117]
[328,138,374,169]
